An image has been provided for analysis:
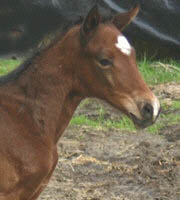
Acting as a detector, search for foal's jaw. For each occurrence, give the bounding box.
[120,93,161,128]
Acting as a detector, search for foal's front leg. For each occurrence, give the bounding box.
[0,150,58,200]
[29,150,59,200]
[28,173,54,200]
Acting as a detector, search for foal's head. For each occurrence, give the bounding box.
[68,5,160,128]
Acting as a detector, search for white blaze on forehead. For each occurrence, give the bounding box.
[115,35,132,55]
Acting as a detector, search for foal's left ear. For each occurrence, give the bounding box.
[80,5,101,44]
[113,4,140,31]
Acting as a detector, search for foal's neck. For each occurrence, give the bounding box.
[1,31,83,144]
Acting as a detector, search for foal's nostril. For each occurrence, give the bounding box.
[142,103,153,120]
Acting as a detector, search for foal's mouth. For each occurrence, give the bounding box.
[129,108,161,129]
[129,113,153,129]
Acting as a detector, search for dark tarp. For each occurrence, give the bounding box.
[0,0,179,59]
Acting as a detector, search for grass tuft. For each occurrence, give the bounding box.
[138,59,180,85]
[0,59,21,75]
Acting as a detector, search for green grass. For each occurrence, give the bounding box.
[0,59,21,75]
[70,115,136,132]
[138,58,180,85]
[171,100,180,110]
[161,100,180,110]
[71,108,180,134]
[145,99,180,133]
[71,116,100,127]
[148,112,180,134]
[104,117,135,131]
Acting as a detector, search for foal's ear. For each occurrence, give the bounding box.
[113,4,140,31]
[80,5,100,45]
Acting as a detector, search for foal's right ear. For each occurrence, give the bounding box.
[80,5,101,45]
[113,4,140,31]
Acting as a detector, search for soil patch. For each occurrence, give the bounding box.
[40,125,180,200]
[152,82,180,100]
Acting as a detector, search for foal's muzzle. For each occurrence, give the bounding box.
[130,102,161,129]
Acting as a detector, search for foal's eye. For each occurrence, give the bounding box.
[99,59,112,67]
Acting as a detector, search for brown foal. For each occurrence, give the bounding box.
[0,5,160,200]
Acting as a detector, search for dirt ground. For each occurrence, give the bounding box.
[39,83,180,200]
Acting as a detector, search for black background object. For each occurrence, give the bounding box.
[0,0,179,59]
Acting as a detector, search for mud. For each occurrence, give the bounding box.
[39,84,180,200]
